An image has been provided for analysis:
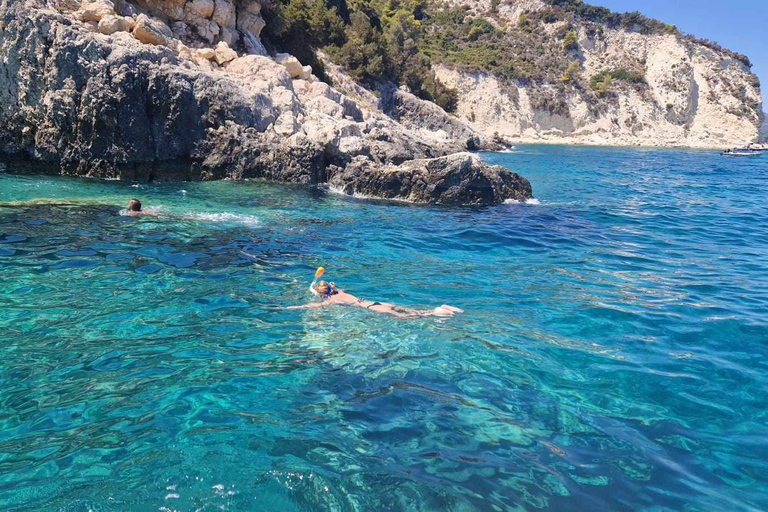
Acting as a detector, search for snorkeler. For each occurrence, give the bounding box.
[289,268,464,318]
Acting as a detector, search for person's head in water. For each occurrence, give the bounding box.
[128,199,142,212]
[315,281,335,297]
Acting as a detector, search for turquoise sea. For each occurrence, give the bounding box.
[1,146,767,511]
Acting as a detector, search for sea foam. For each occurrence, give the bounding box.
[504,198,541,205]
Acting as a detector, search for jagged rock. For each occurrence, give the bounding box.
[214,41,237,64]
[273,111,298,136]
[379,84,482,152]
[236,10,264,37]
[212,0,235,28]
[305,96,344,119]
[224,55,293,91]
[171,20,190,39]
[275,53,302,78]
[240,0,261,15]
[195,20,219,44]
[196,47,215,60]
[242,30,266,55]
[329,153,532,205]
[186,0,214,18]
[219,27,239,47]
[77,0,114,22]
[132,14,173,47]
[97,14,134,35]
[114,0,136,16]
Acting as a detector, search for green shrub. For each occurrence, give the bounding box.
[589,68,645,94]
[264,0,458,113]
[562,30,578,51]
[562,60,581,83]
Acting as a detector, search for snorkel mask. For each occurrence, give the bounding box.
[310,267,331,297]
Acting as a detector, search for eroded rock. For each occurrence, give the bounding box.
[97,14,134,35]
[212,0,236,28]
[132,13,173,47]
[214,41,237,64]
[77,0,114,22]
[186,0,214,19]
[0,0,520,206]
[329,153,532,205]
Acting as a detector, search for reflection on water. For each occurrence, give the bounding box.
[1,146,768,511]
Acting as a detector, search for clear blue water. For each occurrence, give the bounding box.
[1,145,768,511]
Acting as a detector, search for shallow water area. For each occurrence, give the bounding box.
[1,146,768,511]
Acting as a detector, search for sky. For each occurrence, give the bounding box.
[592,0,767,110]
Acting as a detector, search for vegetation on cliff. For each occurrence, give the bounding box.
[263,0,458,112]
[262,0,754,115]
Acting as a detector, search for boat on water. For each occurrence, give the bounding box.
[721,144,766,157]
[721,149,763,157]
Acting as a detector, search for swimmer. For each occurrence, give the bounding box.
[126,199,161,217]
[290,279,464,319]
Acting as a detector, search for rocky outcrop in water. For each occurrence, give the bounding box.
[329,153,531,205]
[0,0,529,205]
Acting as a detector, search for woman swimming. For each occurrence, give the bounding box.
[290,280,464,319]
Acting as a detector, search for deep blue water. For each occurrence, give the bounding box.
[1,145,767,511]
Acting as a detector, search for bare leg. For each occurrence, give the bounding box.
[366,303,462,318]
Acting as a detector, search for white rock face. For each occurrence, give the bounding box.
[432,0,761,148]
[77,0,114,22]
[275,53,303,78]
[761,115,768,143]
[97,14,134,35]
[214,41,237,64]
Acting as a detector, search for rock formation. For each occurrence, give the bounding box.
[431,0,762,148]
[329,153,531,205]
[0,0,530,205]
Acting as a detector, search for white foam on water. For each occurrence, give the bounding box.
[504,198,541,205]
[119,205,260,226]
[184,211,261,227]
[326,185,413,204]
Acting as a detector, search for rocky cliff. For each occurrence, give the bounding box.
[429,0,762,148]
[0,0,530,205]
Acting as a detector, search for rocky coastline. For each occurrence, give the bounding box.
[0,0,531,205]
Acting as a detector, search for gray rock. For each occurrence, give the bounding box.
[241,29,266,55]
[379,84,486,151]
[329,153,532,205]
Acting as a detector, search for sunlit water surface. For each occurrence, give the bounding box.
[1,146,768,511]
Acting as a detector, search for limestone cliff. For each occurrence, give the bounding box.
[0,0,529,204]
[430,0,762,148]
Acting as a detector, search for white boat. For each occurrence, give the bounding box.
[721,149,763,157]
